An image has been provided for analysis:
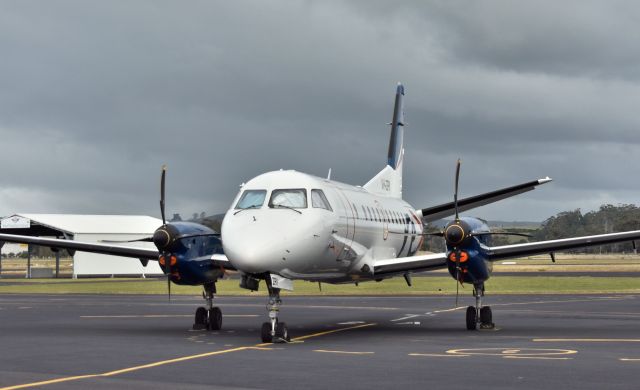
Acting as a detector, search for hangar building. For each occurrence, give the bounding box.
[0,214,163,277]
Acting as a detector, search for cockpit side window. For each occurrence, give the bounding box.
[235,190,267,209]
[269,189,307,208]
[311,189,333,211]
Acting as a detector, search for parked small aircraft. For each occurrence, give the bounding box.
[2,84,639,342]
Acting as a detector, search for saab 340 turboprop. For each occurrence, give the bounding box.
[3,84,640,343]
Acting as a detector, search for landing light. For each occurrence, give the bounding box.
[158,255,177,266]
[449,251,469,263]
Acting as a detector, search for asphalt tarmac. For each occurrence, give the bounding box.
[1,293,639,390]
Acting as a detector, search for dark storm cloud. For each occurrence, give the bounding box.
[1,0,639,222]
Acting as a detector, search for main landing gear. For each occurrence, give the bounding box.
[465,283,494,330]
[193,282,222,331]
[261,282,290,343]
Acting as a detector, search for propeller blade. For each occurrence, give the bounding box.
[454,159,461,221]
[421,232,445,237]
[99,237,154,243]
[160,165,167,225]
[174,232,221,240]
[455,270,459,307]
[167,274,171,301]
[471,232,532,238]
[454,248,460,307]
[166,255,171,301]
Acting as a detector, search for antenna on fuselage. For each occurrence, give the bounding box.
[327,168,332,180]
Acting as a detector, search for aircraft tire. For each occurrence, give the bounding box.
[208,307,222,330]
[480,306,492,325]
[261,322,272,343]
[193,307,207,330]
[276,322,290,342]
[466,306,477,330]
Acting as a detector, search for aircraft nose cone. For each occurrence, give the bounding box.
[223,234,282,273]
[222,212,297,273]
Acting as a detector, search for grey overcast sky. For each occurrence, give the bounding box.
[1,0,639,222]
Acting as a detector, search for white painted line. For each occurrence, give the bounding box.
[503,356,573,360]
[395,321,421,325]
[337,321,366,325]
[80,314,259,319]
[391,314,420,322]
[432,307,465,314]
[304,305,398,311]
[314,350,375,355]
[534,339,640,343]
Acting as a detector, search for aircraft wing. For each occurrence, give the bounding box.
[0,233,158,259]
[372,229,640,277]
[0,233,235,269]
[486,230,640,260]
[374,252,448,276]
[417,177,552,223]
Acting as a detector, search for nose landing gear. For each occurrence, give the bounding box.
[466,283,494,330]
[261,282,290,343]
[193,282,222,331]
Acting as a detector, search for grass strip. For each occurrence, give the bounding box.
[0,276,639,295]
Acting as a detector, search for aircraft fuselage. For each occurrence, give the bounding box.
[222,170,424,283]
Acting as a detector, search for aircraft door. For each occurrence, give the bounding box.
[333,189,356,261]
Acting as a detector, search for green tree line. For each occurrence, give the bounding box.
[533,204,640,253]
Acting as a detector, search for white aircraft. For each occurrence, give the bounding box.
[2,84,640,343]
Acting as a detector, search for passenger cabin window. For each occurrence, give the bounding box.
[269,189,307,208]
[311,189,333,211]
[235,190,267,209]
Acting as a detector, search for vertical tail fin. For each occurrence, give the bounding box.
[363,83,405,198]
[387,83,405,170]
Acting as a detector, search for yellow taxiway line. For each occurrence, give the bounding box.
[0,322,376,390]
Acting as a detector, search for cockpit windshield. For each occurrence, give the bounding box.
[311,189,332,211]
[269,189,307,208]
[235,190,267,209]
